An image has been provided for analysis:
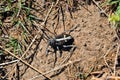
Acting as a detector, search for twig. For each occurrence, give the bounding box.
[55,0,59,6]
[115,27,120,41]
[33,21,50,40]
[15,64,20,80]
[20,35,38,59]
[68,24,80,33]
[107,76,120,79]
[113,28,120,76]
[92,0,108,17]
[113,44,120,76]
[63,24,80,34]
[0,45,52,80]
[78,3,92,14]
[103,44,115,73]
[29,58,84,80]
[0,60,18,66]
[16,0,22,17]
[42,2,54,26]
[60,4,65,31]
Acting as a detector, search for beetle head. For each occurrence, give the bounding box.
[48,38,56,47]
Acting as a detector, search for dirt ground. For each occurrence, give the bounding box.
[20,2,119,80]
[2,1,120,80]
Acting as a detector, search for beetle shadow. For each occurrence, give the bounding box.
[52,47,76,77]
[53,45,75,66]
[53,50,57,67]
[50,47,76,79]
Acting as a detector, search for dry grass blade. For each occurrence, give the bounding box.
[107,76,120,80]
[15,64,20,80]
[42,2,54,26]
[16,0,22,18]
[20,35,38,59]
[0,60,18,66]
[92,0,108,17]
[0,45,52,80]
[55,0,60,6]
[103,44,116,73]
[60,4,65,31]
[114,44,120,76]
[33,21,51,40]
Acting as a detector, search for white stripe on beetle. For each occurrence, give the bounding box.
[55,36,72,41]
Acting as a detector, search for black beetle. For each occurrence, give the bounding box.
[46,33,75,56]
[44,24,79,56]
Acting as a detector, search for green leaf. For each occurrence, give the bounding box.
[22,5,30,15]
[109,14,120,22]
[116,3,120,15]
[19,21,29,33]
[0,20,3,25]
[6,37,23,54]
[107,0,120,5]
[0,50,4,55]
[4,6,10,12]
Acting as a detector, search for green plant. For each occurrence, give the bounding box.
[6,38,23,55]
[108,0,120,27]
[0,50,4,55]
[0,0,39,56]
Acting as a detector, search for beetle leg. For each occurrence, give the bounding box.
[54,49,57,67]
[57,46,62,57]
[60,45,76,65]
[69,45,76,54]
[45,43,50,56]
[63,45,76,54]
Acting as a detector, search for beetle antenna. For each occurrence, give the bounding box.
[33,21,51,40]
[45,43,50,56]
[63,24,80,34]
[69,24,80,34]
[60,4,65,32]
[41,28,51,40]
[52,22,57,36]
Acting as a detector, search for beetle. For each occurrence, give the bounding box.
[45,33,75,56]
[45,24,79,56]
